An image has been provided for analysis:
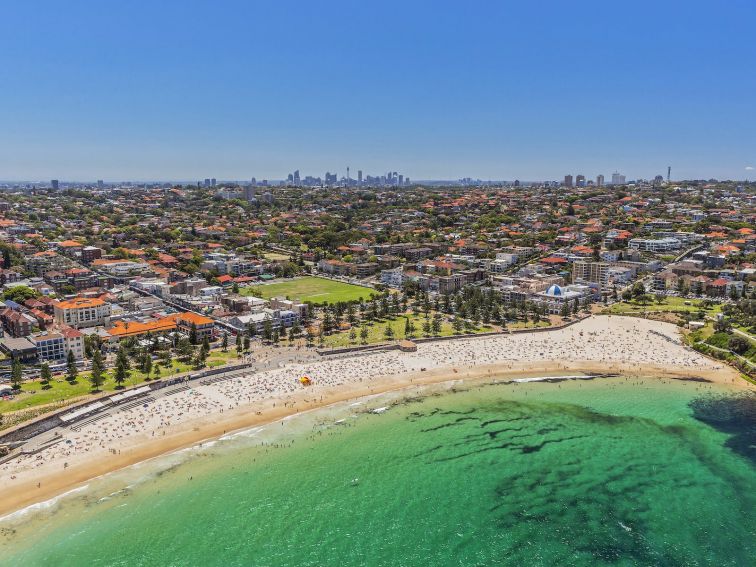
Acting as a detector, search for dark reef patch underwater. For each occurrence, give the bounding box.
[1,378,754,566]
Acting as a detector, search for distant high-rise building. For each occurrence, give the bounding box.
[293,170,300,185]
[405,177,410,185]
[51,179,59,190]
[513,179,520,187]
[211,178,216,187]
[398,174,404,186]
[576,174,586,187]
[250,177,257,186]
[611,172,626,185]
[596,174,604,187]
[564,175,573,188]
[667,166,671,182]
[244,186,256,201]
[357,170,363,184]
[204,178,211,187]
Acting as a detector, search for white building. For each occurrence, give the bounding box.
[380,267,404,288]
[628,237,681,252]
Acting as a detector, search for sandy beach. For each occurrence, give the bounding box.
[0,315,750,518]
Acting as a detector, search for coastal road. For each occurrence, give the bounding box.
[9,345,320,458]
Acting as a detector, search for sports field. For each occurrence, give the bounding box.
[243,276,374,304]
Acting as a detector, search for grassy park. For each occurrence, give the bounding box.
[243,276,375,305]
[319,311,501,348]
[603,296,722,316]
[0,350,240,418]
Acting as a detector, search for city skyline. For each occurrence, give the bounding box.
[1,1,755,181]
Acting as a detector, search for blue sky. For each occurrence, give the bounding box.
[1,0,755,182]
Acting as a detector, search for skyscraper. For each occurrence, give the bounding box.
[204,178,211,187]
[293,170,300,185]
[357,170,363,184]
[211,178,217,187]
[564,175,573,188]
[51,179,59,190]
[576,174,586,187]
[611,172,626,185]
[596,174,604,187]
[97,179,104,189]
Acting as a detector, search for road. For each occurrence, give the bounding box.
[5,345,320,459]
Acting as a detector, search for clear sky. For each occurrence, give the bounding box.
[1,0,755,182]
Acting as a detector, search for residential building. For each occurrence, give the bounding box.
[628,237,681,252]
[33,332,66,362]
[53,297,112,329]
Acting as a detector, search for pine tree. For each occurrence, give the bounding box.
[40,362,52,389]
[89,351,105,391]
[221,332,229,352]
[432,314,442,336]
[66,349,78,383]
[114,358,129,389]
[10,359,23,390]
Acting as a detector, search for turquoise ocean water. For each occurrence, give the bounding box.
[0,376,753,566]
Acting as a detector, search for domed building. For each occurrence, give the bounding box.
[545,284,563,297]
[536,283,590,314]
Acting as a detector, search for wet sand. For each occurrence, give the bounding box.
[0,315,750,518]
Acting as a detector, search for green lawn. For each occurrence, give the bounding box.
[243,276,375,305]
[508,320,551,330]
[320,312,495,348]
[263,252,291,261]
[0,350,241,416]
[603,297,722,315]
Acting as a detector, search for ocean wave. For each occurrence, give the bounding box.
[0,484,90,525]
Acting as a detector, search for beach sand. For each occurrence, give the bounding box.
[0,315,750,518]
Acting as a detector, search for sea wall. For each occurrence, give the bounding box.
[316,315,590,356]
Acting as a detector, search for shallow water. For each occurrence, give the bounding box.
[1,377,754,566]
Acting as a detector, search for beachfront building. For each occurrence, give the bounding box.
[228,308,297,335]
[53,297,112,329]
[32,332,66,362]
[175,312,215,342]
[535,284,591,314]
[61,326,85,360]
